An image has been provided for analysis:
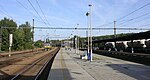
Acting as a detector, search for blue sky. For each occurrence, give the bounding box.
[0,0,150,41]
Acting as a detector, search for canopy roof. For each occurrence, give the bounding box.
[92,31,150,43]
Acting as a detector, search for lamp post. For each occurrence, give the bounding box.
[114,20,117,51]
[75,27,77,54]
[86,4,93,61]
[86,12,90,57]
[89,4,93,61]
[75,24,79,54]
[77,24,79,54]
[70,33,73,48]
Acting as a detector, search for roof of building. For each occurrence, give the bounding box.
[92,31,150,43]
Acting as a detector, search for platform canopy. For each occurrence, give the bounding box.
[92,31,150,43]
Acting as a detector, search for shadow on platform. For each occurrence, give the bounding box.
[107,64,150,80]
[49,68,75,80]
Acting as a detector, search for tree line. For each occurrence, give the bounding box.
[0,17,33,51]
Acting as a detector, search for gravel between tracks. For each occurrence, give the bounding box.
[0,47,57,79]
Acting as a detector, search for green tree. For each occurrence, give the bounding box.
[19,22,32,50]
[0,18,33,51]
[13,29,25,50]
[0,18,17,51]
[34,40,43,48]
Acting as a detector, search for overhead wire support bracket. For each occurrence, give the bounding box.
[1,27,150,30]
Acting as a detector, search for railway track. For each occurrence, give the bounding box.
[0,50,45,69]
[0,48,43,57]
[0,47,59,80]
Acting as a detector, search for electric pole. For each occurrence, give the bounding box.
[89,4,93,61]
[114,20,117,51]
[0,26,2,52]
[32,19,34,52]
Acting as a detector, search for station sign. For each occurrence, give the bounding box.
[9,34,13,46]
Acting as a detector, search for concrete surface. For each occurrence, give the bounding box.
[47,48,95,80]
[48,48,150,80]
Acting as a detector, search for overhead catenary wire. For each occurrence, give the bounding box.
[35,0,51,26]
[118,12,150,25]
[27,0,48,27]
[96,2,150,28]
[34,27,150,30]
[117,2,150,21]
[2,26,150,30]
[0,10,13,19]
[0,5,13,19]
[119,16,150,28]
[0,4,23,24]
[16,0,40,20]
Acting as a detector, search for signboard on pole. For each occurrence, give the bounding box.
[9,34,13,46]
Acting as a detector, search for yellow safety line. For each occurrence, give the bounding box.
[60,49,67,80]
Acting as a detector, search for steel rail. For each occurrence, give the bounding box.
[10,50,57,80]
[34,49,59,80]
[34,50,57,80]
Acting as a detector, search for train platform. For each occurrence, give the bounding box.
[47,48,95,80]
[48,48,150,80]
